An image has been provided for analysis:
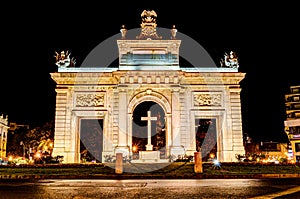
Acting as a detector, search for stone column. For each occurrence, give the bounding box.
[128,114,133,154]
[116,90,129,157]
[166,113,172,157]
[52,88,69,162]
[118,90,128,146]
[170,89,185,156]
[171,89,180,146]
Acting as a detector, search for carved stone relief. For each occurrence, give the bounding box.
[75,93,105,107]
[194,93,222,106]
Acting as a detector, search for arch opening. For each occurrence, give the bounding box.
[132,101,166,159]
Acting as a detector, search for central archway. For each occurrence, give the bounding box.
[128,90,172,160]
[132,101,166,159]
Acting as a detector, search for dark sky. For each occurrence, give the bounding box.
[1,1,299,142]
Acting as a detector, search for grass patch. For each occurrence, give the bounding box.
[0,162,299,178]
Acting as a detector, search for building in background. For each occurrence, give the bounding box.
[284,85,300,163]
[0,114,9,158]
[259,141,288,162]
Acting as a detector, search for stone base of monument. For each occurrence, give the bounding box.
[131,151,169,163]
[114,146,130,157]
[170,146,186,158]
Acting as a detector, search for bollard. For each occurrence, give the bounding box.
[115,153,123,174]
[194,151,203,173]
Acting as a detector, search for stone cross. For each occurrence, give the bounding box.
[141,110,157,151]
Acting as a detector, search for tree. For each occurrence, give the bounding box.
[6,120,54,158]
[29,120,54,155]
[7,125,29,157]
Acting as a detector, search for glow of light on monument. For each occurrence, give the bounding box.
[132,145,138,152]
[213,159,220,167]
[132,139,144,153]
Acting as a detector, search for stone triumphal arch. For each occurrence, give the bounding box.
[51,10,245,163]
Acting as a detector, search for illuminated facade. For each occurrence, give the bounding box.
[0,114,9,158]
[284,85,300,163]
[51,10,245,163]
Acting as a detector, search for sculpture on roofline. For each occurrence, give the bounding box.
[120,25,127,39]
[170,25,177,39]
[54,50,76,68]
[220,51,239,68]
[136,10,162,40]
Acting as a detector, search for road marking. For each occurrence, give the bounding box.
[249,186,300,199]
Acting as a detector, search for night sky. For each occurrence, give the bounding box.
[1,1,299,143]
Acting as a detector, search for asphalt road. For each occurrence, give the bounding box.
[0,178,300,199]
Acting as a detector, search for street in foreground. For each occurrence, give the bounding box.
[0,178,300,199]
